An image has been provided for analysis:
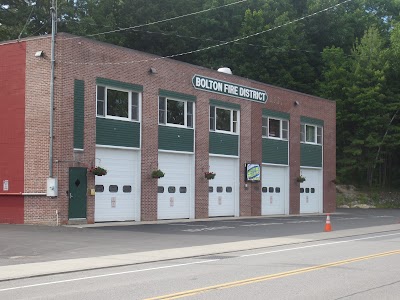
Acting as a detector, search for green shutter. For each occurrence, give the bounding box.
[159,89,196,102]
[262,109,290,120]
[209,99,240,110]
[301,143,322,167]
[262,139,288,165]
[96,77,143,92]
[209,132,239,156]
[96,118,140,148]
[158,126,194,152]
[301,116,324,126]
[74,80,84,149]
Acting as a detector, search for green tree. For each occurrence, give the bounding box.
[319,26,400,187]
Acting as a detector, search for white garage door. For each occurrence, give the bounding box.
[261,165,287,215]
[157,152,193,220]
[208,156,237,217]
[300,168,323,213]
[95,147,140,222]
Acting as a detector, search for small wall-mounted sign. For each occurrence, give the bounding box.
[245,164,261,182]
[3,180,9,191]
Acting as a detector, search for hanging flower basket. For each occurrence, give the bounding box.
[296,175,306,183]
[204,171,216,180]
[152,169,165,179]
[89,166,107,176]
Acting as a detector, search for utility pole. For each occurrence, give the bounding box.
[49,0,56,178]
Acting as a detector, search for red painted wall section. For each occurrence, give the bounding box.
[0,42,26,224]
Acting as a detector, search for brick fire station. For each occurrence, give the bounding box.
[0,33,336,225]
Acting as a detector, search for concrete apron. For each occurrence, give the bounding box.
[1,224,399,281]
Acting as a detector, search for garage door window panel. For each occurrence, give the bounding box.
[95,185,104,192]
[123,185,132,193]
[109,185,118,192]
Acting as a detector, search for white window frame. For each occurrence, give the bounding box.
[158,96,194,129]
[300,123,323,145]
[262,117,289,140]
[209,105,239,134]
[96,85,141,122]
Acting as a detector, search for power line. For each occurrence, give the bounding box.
[25,18,51,38]
[60,0,355,66]
[18,4,35,40]
[60,0,248,41]
[124,27,320,54]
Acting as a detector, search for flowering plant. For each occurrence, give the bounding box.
[296,175,306,183]
[204,171,216,180]
[152,169,165,179]
[89,166,107,176]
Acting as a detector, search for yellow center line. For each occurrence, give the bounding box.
[145,249,400,300]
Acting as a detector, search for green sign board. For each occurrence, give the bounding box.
[245,163,261,182]
[192,75,267,103]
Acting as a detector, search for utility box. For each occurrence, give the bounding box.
[47,178,58,197]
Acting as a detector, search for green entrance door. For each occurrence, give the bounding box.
[68,167,87,219]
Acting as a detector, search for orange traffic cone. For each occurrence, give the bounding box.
[324,214,332,232]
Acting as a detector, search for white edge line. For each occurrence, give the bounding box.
[240,232,400,258]
[0,259,219,292]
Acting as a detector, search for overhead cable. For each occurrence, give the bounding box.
[61,0,354,65]
[60,0,248,41]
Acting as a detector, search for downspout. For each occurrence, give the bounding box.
[49,1,56,178]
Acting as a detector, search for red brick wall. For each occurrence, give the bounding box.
[250,103,263,216]
[19,34,336,224]
[0,42,26,223]
[23,37,59,225]
[194,93,210,219]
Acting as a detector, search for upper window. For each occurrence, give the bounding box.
[262,117,288,140]
[159,97,194,128]
[210,106,239,134]
[97,86,140,121]
[301,124,323,145]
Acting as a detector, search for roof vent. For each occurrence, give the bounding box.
[217,67,232,75]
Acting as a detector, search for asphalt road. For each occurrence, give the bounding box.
[1,229,400,299]
[1,209,400,266]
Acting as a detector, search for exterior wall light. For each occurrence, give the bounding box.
[35,51,44,57]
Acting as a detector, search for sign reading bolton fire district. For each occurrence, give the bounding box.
[192,75,267,103]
